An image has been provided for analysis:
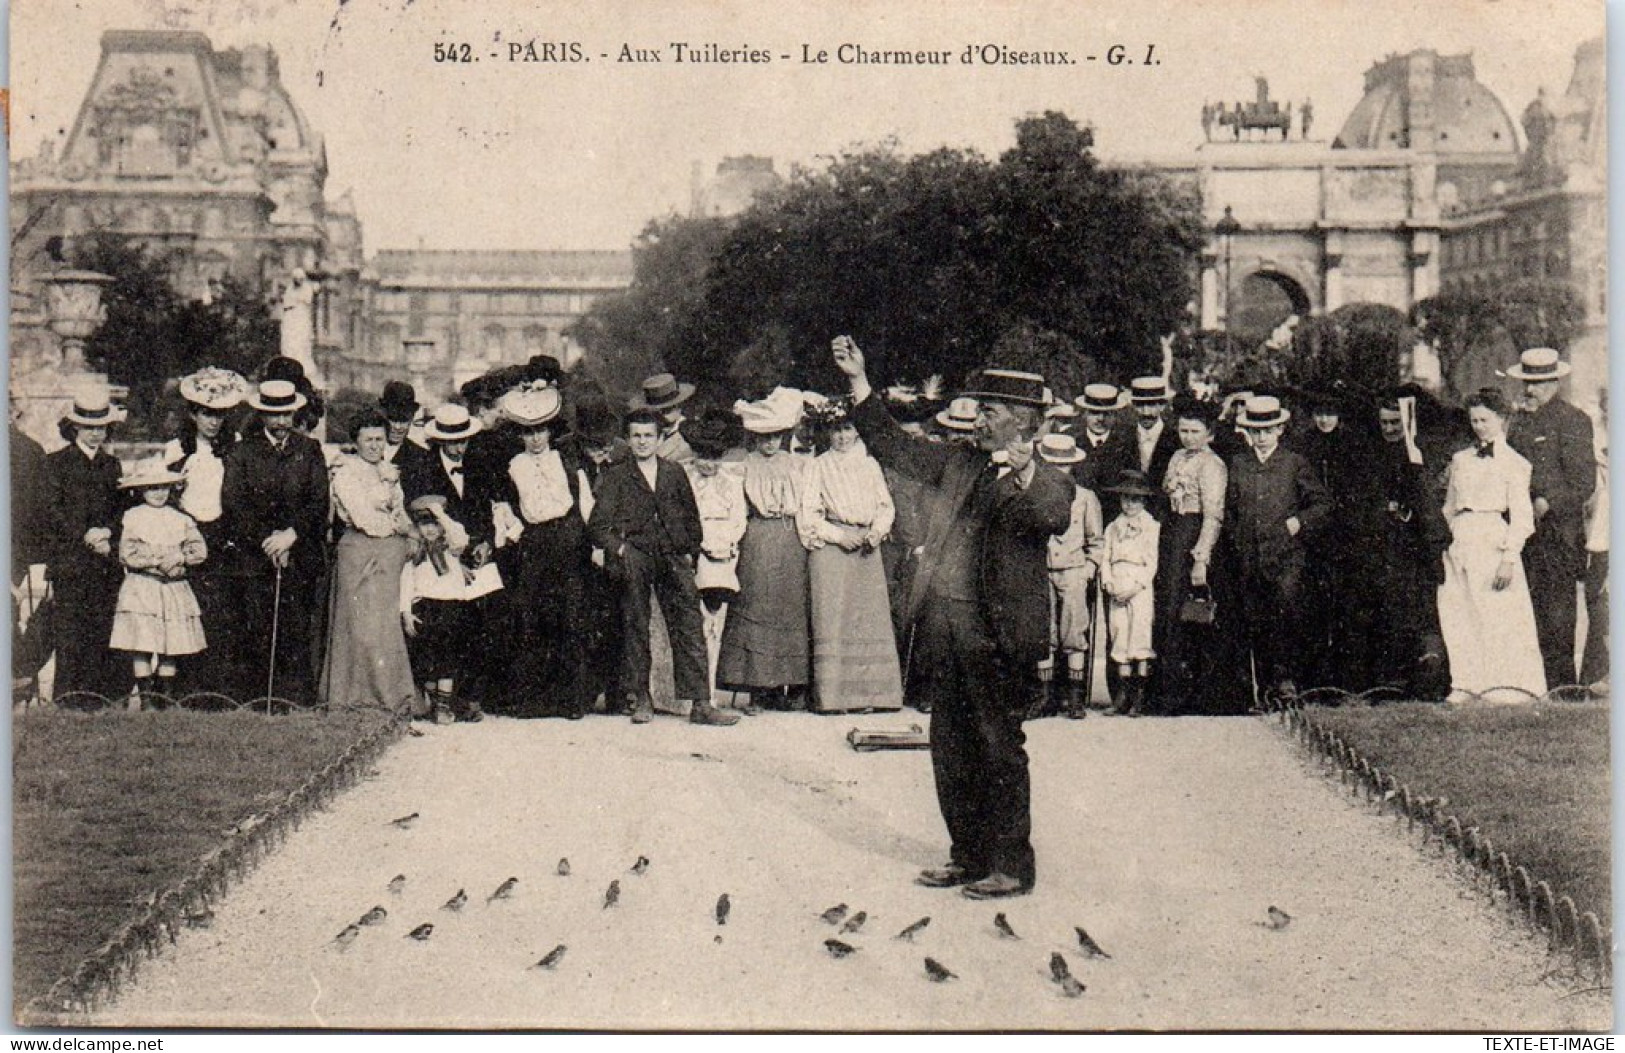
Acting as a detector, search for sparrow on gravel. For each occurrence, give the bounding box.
[556,858,571,877]
[893,917,930,941]
[1058,975,1087,999]
[1263,906,1293,931]
[819,903,849,926]
[1074,926,1112,959]
[407,726,425,738]
[923,957,957,982]
[824,938,858,959]
[332,924,361,949]
[389,812,419,830]
[387,874,407,896]
[533,945,568,970]
[358,906,388,927]
[631,855,651,876]
[993,913,1020,940]
[406,923,434,941]
[603,880,620,909]
[715,894,731,926]
[1049,952,1073,983]
[441,889,467,912]
[839,911,867,935]
[488,877,519,902]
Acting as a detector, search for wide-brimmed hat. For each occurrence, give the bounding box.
[1076,383,1127,413]
[498,385,562,428]
[379,380,420,420]
[1037,433,1086,465]
[960,369,1049,407]
[629,373,696,412]
[178,367,250,411]
[118,460,186,491]
[735,387,804,435]
[935,396,979,431]
[1129,377,1172,404]
[1501,347,1572,382]
[1236,395,1291,429]
[681,408,742,459]
[247,379,308,414]
[63,387,125,427]
[1105,468,1156,497]
[1045,401,1079,421]
[424,403,483,442]
[526,354,564,385]
[573,400,622,447]
[260,356,307,385]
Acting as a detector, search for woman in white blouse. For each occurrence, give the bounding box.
[800,404,903,712]
[494,384,594,719]
[1437,388,1546,701]
[161,367,250,697]
[320,409,418,713]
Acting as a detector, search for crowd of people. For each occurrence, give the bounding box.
[9,340,1607,726]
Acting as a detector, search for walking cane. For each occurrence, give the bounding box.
[1081,566,1101,712]
[265,561,284,713]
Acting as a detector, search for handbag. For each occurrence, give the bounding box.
[1178,585,1217,625]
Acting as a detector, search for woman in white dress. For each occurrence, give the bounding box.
[1436,388,1546,702]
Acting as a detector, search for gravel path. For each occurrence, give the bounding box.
[90,711,1609,1030]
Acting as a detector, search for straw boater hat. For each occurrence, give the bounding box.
[1129,377,1172,404]
[1105,468,1156,497]
[63,387,125,427]
[960,369,1050,406]
[1501,347,1572,382]
[1075,383,1127,414]
[1037,433,1086,465]
[424,403,483,443]
[178,367,250,411]
[1045,401,1079,421]
[118,459,186,491]
[734,388,804,435]
[498,384,563,428]
[935,396,979,432]
[1236,394,1291,429]
[379,380,420,421]
[629,373,696,412]
[247,379,308,414]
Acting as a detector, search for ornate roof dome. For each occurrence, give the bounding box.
[1335,51,1518,154]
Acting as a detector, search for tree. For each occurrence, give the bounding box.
[71,234,278,438]
[1413,279,1583,401]
[571,111,1205,403]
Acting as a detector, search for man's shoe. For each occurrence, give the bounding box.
[961,872,1030,900]
[690,701,740,726]
[915,864,981,888]
[630,697,655,724]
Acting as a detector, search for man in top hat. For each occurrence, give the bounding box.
[1224,395,1332,703]
[221,380,332,705]
[1505,347,1595,690]
[379,380,427,468]
[630,373,698,465]
[833,337,1073,899]
[1071,383,1129,493]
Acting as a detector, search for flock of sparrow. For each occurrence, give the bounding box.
[327,810,1295,997]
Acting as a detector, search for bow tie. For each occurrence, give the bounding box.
[447,464,464,475]
[1476,442,1495,459]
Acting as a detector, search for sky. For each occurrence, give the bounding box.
[7,0,1605,252]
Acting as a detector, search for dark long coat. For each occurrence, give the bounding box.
[42,442,128,699]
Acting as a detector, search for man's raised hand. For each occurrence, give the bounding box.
[830,336,871,404]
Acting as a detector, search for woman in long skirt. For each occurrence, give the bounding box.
[495,383,593,718]
[1436,388,1546,702]
[1154,397,1247,715]
[321,410,418,713]
[717,390,813,712]
[801,405,903,712]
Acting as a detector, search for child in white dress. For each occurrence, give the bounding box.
[1102,470,1160,716]
[109,464,208,704]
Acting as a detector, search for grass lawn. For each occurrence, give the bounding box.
[1309,701,1610,929]
[13,709,392,1014]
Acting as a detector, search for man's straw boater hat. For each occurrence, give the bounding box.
[63,387,125,427]
[960,369,1050,406]
[1075,383,1127,413]
[1500,347,1572,382]
[424,403,483,442]
[1129,376,1172,404]
[247,379,308,414]
[1236,394,1292,429]
[1037,433,1086,465]
[935,396,979,432]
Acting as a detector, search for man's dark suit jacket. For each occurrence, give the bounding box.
[401,445,495,549]
[220,429,331,578]
[1509,397,1595,552]
[586,456,703,562]
[1225,446,1333,581]
[852,397,1073,672]
[1073,428,1128,495]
